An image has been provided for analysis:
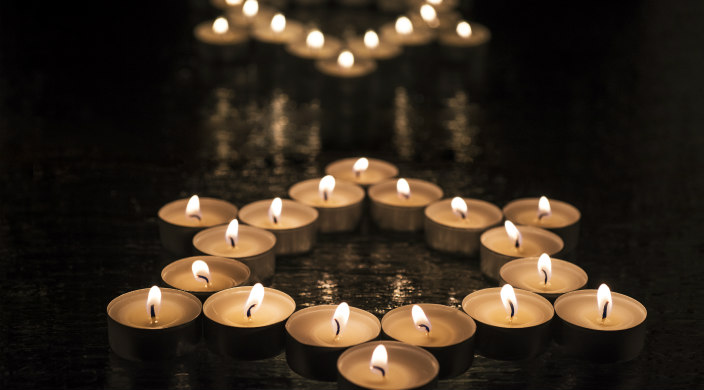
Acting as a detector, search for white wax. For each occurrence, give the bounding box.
[381,304,475,347]
[425,198,502,229]
[288,178,365,208]
[286,305,381,348]
[503,198,581,229]
[158,197,237,228]
[348,38,402,61]
[462,287,554,328]
[203,286,295,328]
[192,224,276,258]
[438,23,491,47]
[194,21,249,45]
[368,179,443,208]
[380,23,435,47]
[480,225,563,257]
[500,257,588,295]
[325,158,398,186]
[252,20,304,44]
[239,199,318,230]
[554,290,647,331]
[161,256,250,293]
[107,288,201,329]
[286,36,343,60]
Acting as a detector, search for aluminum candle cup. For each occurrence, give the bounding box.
[337,341,440,390]
[239,199,318,255]
[325,158,398,188]
[203,285,296,360]
[503,197,581,254]
[192,224,276,283]
[499,256,588,302]
[554,289,647,362]
[424,198,503,256]
[161,256,251,301]
[107,288,202,361]
[157,197,238,256]
[289,178,365,233]
[462,287,554,360]
[194,18,250,62]
[381,304,476,378]
[368,179,443,232]
[285,305,381,381]
[479,225,563,281]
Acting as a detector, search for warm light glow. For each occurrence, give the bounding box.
[192,260,212,285]
[456,21,472,38]
[364,30,379,49]
[337,50,355,69]
[451,197,468,219]
[226,0,243,5]
[395,16,413,35]
[353,157,369,177]
[319,175,336,201]
[242,0,259,18]
[412,305,432,334]
[420,4,439,28]
[396,178,411,200]
[597,284,613,321]
[186,195,202,221]
[226,219,239,247]
[427,0,442,5]
[271,13,286,33]
[331,302,350,338]
[269,197,282,224]
[504,220,522,249]
[213,17,230,34]
[500,284,518,320]
[244,283,264,319]
[370,344,389,378]
[306,29,325,49]
[146,286,161,323]
[537,253,552,285]
[538,196,552,220]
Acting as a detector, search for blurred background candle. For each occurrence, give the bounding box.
[369,178,443,232]
[499,254,588,301]
[325,157,398,188]
[194,17,250,63]
[438,20,491,89]
[289,176,365,232]
[503,196,581,254]
[239,198,318,255]
[161,255,251,301]
[227,0,275,29]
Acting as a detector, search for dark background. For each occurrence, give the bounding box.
[1,0,703,388]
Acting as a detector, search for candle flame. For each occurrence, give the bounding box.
[412,305,432,334]
[353,157,369,177]
[244,283,264,319]
[226,0,242,5]
[186,195,202,222]
[427,0,442,5]
[306,29,325,49]
[337,50,355,69]
[370,344,389,378]
[331,302,350,339]
[319,175,336,201]
[537,253,552,285]
[504,220,522,249]
[226,219,239,247]
[456,21,472,38]
[396,178,411,200]
[271,13,286,33]
[395,16,413,35]
[420,4,439,28]
[191,260,212,286]
[597,284,613,321]
[213,17,229,34]
[269,197,282,224]
[146,286,161,323]
[500,284,518,321]
[242,0,258,18]
[364,30,379,49]
[538,196,552,220]
[451,197,468,219]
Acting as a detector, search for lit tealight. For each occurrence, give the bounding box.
[504,220,522,249]
[319,175,336,201]
[186,195,202,221]
[370,344,388,377]
[270,13,286,33]
[244,283,265,319]
[451,197,468,219]
[353,157,369,178]
[500,284,518,322]
[331,302,350,339]
[306,29,325,50]
[395,16,414,35]
[212,17,230,34]
[456,21,472,38]
[364,30,379,49]
[537,253,552,285]
[226,219,239,247]
[396,178,411,200]
[420,4,439,28]
[146,286,162,324]
[538,196,552,220]
[597,283,613,322]
[412,305,431,334]
[269,197,283,224]
[337,50,354,69]
[191,260,212,286]
[242,0,259,18]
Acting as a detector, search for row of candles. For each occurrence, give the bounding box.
[107,157,646,388]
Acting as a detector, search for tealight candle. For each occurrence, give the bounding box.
[337,341,440,390]
[348,30,403,62]
[193,17,250,62]
[325,157,399,188]
[381,304,476,378]
[380,16,435,50]
[107,286,202,361]
[479,221,564,281]
[554,284,647,362]
[368,178,444,232]
[316,50,377,79]
[286,29,343,61]
[226,0,275,29]
[288,176,365,233]
[285,303,381,381]
[503,196,581,254]
[424,197,503,255]
[203,284,296,360]
[157,195,238,256]
[239,198,318,255]
[161,255,251,301]
[192,219,277,283]
[410,3,460,31]
[499,254,588,301]
[438,20,491,63]
[462,285,554,360]
[252,13,304,48]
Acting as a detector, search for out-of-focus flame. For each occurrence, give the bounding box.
[412,305,432,334]
[192,260,212,285]
[226,0,243,5]
[370,344,388,377]
[213,17,229,34]
[504,220,522,249]
[364,30,379,49]
[186,195,202,221]
[456,21,472,38]
[397,178,411,200]
[500,284,518,321]
[338,50,355,69]
[353,157,369,177]
[538,196,552,220]
[420,4,439,28]
[395,16,413,35]
[427,0,442,5]
[331,302,350,339]
[269,197,282,224]
[244,283,264,319]
[319,175,336,201]
[306,29,325,49]
[451,197,468,219]
[271,13,286,33]
[226,219,239,247]
[242,0,258,18]
[537,253,552,285]
[146,286,161,323]
[597,283,613,321]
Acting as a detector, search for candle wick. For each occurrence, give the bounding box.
[514,239,520,249]
[323,191,328,202]
[229,237,236,248]
[247,304,256,319]
[537,212,548,221]
[334,319,341,336]
[602,302,609,321]
[371,365,386,377]
[460,211,466,220]
[509,301,515,319]
[402,193,410,200]
[542,270,548,285]
[150,304,157,324]
[418,324,430,334]
[189,214,202,222]
[197,274,210,285]
[272,215,278,224]
[355,170,361,178]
